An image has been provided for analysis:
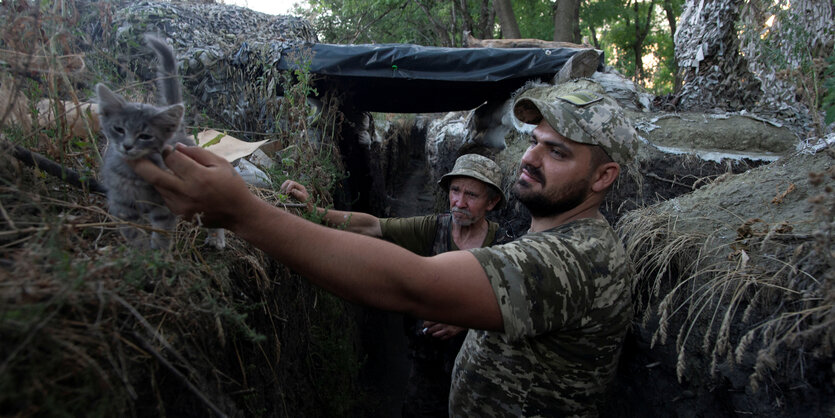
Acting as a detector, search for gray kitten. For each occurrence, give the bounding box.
[97,34,225,250]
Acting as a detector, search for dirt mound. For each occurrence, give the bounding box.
[634,111,797,156]
[614,148,835,416]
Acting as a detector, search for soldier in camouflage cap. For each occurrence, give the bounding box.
[133,82,635,418]
[513,85,639,166]
[438,153,506,209]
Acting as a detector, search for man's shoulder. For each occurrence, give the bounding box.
[474,218,628,280]
[380,214,439,229]
[379,214,441,255]
[550,217,615,236]
[526,218,620,252]
[502,218,616,248]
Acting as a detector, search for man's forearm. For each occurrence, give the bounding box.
[313,206,382,238]
[130,145,501,330]
[232,198,419,311]
[228,197,502,331]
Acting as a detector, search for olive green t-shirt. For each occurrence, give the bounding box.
[379,214,498,256]
[450,218,634,417]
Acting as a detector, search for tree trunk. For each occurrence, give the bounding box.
[662,0,682,92]
[589,25,601,49]
[553,0,581,43]
[633,0,654,82]
[477,0,495,39]
[456,0,495,41]
[494,0,521,38]
[412,0,452,46]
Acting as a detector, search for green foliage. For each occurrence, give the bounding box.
[307,291,364,414]
[0,2,363,417]
[267,48,345,220]
[513,0,556,40]
[582,0,680,93]
[822,49,835,125]
[644,23,677,94]
[303,0,497,46]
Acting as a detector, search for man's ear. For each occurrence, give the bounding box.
[486,194,501,211]
[591,162,620,193]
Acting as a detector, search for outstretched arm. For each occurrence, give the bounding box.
[280,179,381,237]
[130,144,503,331]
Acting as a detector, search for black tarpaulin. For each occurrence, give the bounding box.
[276,43,603,113]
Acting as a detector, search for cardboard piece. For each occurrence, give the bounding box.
[0,79,33,128]
[36,100,100,138]
[196,129,270,162]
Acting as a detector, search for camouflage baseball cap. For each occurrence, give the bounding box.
[438,154,505,209]
[512,86,639,166]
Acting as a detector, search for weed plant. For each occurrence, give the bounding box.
[823,51,835,126]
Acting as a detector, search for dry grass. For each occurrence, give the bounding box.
[618,161,835,394]
[0,1,360,416]
[0,147,285,415]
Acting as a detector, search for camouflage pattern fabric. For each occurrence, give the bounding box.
[512,85,639,166]
[451,218,634,417]
[438,154,506,208]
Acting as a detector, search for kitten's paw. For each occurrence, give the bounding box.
[205,229,226,250]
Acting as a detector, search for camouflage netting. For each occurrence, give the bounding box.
[89,0,318,136]
[675,0,762,111]
[739,0,835,137]
[674,0,835,138]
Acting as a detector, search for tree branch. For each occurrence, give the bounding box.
[3,138,106,194]
[412,0,452,46]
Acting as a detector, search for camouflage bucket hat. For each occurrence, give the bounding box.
[438,154,506,209]
[512,86,639,166]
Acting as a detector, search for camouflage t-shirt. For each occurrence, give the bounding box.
[450,218,634,417]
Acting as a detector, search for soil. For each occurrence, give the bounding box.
[632,111,797,155]
[355,155,435,418]
[346,117,439,417]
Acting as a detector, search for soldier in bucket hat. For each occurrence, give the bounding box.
[280,153,505,417]
[131,81,637,417]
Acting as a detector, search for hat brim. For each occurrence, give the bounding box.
[438,172,505,209]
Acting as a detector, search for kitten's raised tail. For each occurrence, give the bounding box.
[144,34,182,106]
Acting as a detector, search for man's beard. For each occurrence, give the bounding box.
[450,207,477,226]
[511,164,589,218]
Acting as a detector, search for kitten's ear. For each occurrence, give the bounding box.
[96,83,126,115]
[151,104,184,136]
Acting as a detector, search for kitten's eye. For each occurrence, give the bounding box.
[113,126,125,135]
[137,134,153,141]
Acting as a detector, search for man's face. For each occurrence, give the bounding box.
[512,121,596,218]
[448,177,499,226]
